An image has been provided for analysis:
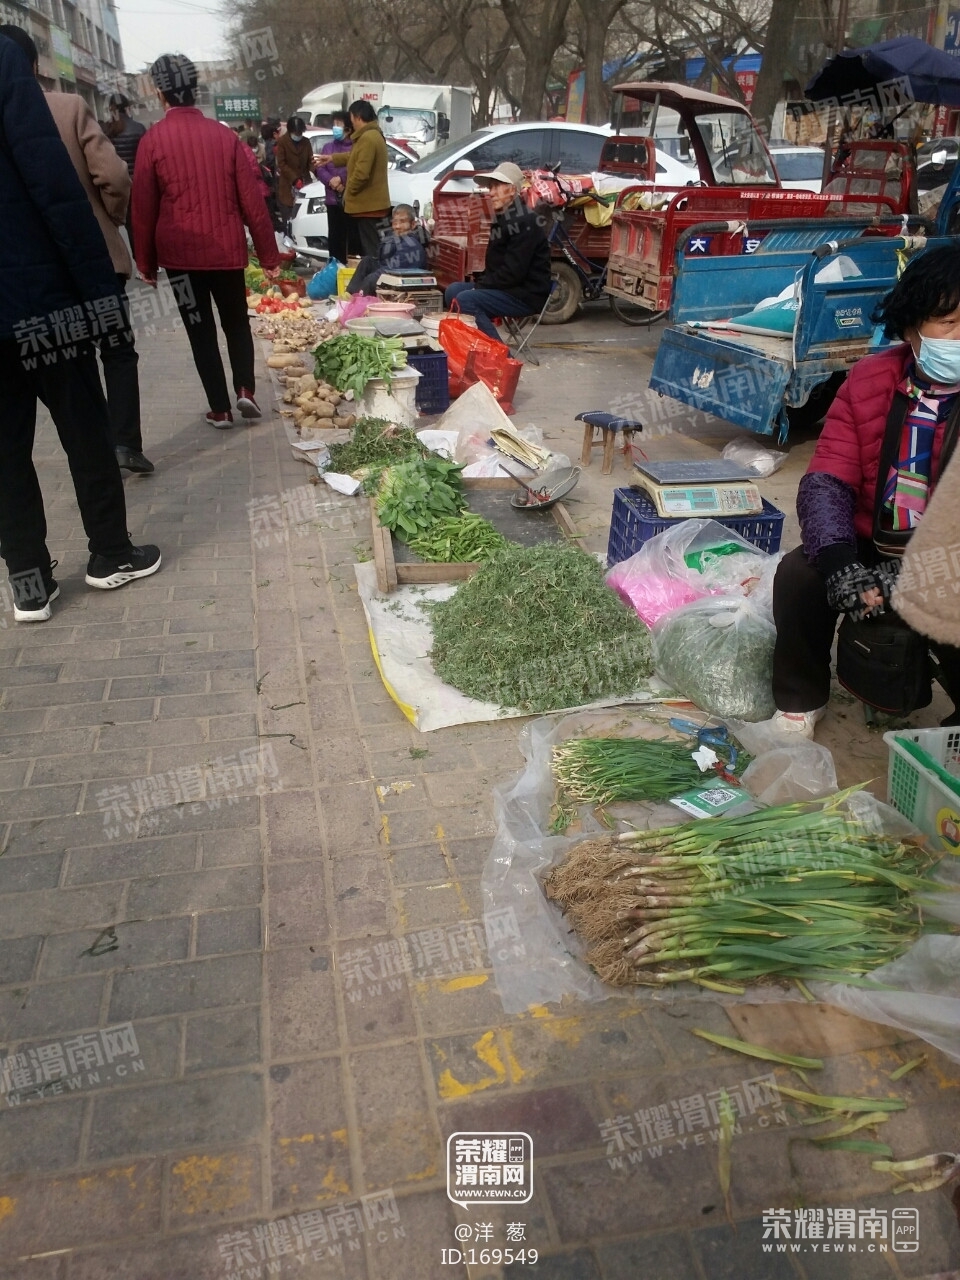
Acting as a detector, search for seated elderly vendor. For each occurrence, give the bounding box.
[769,242,960,738]
[443,161,551,342]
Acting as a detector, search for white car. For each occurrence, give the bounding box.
[387,122,698,222]
[290,130,415,253]
[768,144,825,192]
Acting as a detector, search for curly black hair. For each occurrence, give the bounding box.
[874,242,960,339]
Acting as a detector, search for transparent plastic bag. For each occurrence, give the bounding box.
[606,519,769,627]
[721,437,788,477]
[653,596,777,721]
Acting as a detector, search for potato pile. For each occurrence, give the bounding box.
[268,353,356,435]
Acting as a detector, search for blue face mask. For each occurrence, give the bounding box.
[331,125,345,140]
[917,335,960,384]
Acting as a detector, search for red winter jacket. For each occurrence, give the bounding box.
[132,107,279,278]
[806,343,954,539]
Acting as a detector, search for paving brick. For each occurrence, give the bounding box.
[201,827,262,867]
[157,692,255,720]
[331,856,391,938]
[208,712,259,740]
[319,783,382,854]
[166,1147,261,1229]
[266,946,338,1058]
[0,728,95,759]
[594,1233,700,1280]
[350,1042,439,1186]
[269,1058,352,1210]
[0,1258,65,1280]
[2,813,133,859]
[441,1085,600,1160]
[367,1188,459,1280]
[0,664,62,686]
[0,783,82,821]
[86,1073,263,1159]
[45,697,155,727]
[29,749,151,785]
[410,974,506,1037]
[506,1251,601,1280]
[2,680,105,709]
[0,708,47,735]
[196,907,262,956]
[109,953,261,1021]
[263,789,323,861]
[396,880,481,931]
[338,942,419,1047]
[0,849,62,894]
[504,1007,665,1090]
[0,935,41,985]
[0,974,105,1041]
[38,917,192,978]
[267,861,329,946]
[108,673,209,700]
[689,1222,797,1280]
[0,883,124,941]
[162,648,255,672]
[58,656,161,680]
[185,1007,261,1072]
[140,794,260,837]
[0,1097,84,1176]
[62,833,198,885]
[126,865,261,917]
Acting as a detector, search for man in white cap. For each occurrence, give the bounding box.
[443,161,551,341]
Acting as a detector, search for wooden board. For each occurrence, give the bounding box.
[371,477,576,593]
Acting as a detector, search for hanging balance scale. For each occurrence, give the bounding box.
[631,459,764,518]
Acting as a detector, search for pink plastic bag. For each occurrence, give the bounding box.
[606,568,709,628]
[336,293,375,322]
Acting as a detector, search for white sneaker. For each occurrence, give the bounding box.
[770,707,827,740]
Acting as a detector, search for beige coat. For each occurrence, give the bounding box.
[893,444,960,646]
[45,91,132,277]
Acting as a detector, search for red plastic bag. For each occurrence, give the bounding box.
[439,315,522,414]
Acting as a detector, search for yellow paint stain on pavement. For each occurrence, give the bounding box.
[171,1154,252,1215]
[435,824,471,918]
[379,815,391,845]
[501,1028,525,1083]
[438,975,488,993]
[0,1197,16,1224]
[278,1133,318,1146]
[320,1167,351,1196]
[77,1165,137,1191]
[437,1029,525,1100]
[331,1128,349,1145]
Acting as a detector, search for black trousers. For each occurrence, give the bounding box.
[98,274,142,452]
[168,269,255,414]
[326,204,360,264]
[350,214,384,257]
[346,254,381,296]
[0,339,130,576]
[772,544,960,712]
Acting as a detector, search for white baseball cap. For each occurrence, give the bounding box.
[475,161,524,189]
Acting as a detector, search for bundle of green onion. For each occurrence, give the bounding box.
[552,736,747,806]
[544,788,944,989]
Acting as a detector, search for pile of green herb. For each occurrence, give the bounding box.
[313,334,408,398]
[408,513,507,564]
[652,599,775,721]
[429,545,653,712]
[376,456,465,541]
[328,418,423,481]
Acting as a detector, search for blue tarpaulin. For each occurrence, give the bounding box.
[805,36,960,106]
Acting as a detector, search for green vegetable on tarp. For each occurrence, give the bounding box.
[552,736,748,806]
[429,544,653,713]
[408,513,507,563]
[376,456,465,542]
[313,334,408,398]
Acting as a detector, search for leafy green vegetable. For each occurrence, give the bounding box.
[429,544,653,712]
[313,334,408,398]
[327,418,424,480]
[552,736,748,806]
[407,513,507,563]
[376,456,465,541]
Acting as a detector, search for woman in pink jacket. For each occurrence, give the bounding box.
[770,243,960,736]
[132,53,280,428]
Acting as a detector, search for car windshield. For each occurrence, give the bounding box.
[379,107,436,145]
[696,111,777,185]
[774,151,824,181]
[405,127,493,173]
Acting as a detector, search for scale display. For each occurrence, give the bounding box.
[631,460,764,518]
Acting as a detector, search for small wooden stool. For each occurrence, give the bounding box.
[575,411,643,475]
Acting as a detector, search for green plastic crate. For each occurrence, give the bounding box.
[884,727,960,850]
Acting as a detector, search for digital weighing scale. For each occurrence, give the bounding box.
[631,460,764,519]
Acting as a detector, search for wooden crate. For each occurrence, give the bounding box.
[369,477,577,593]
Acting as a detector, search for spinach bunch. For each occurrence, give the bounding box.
[376,456,465,541]
[313,335,408,398]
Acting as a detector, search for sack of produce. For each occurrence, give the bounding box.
[606,519,770,628]
[652,596,776,721]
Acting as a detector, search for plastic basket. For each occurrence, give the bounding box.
[407,350,450,415]
[884,727,960,849]
[606,487,785,567]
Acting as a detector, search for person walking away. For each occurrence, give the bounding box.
[346,204,427,295]
[275,115,312,233]
[443,162,551,341]
[0,24,154,475]
[314,110,359,264]
[0,33,160,622]
[132,54,280,428]
[261,120,281,230]
[327,100,390,257]
[103,91,145,256]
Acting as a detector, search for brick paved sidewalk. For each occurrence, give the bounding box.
[0,317,958,1280]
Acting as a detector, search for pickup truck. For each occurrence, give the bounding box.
[646,162,958,442]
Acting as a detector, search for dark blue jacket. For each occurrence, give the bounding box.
[0,35,117,341]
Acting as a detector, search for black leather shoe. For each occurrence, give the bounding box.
[115,446,155,474]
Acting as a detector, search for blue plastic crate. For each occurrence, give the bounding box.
[407,350,449,415]
[606,487,785,567]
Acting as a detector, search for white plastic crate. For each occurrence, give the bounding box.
[884,727,960,850]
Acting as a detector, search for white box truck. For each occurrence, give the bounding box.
[295,81,472,157]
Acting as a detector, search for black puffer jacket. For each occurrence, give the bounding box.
[476,197,552,312]
[106,113,146,179]
[0,35,117,341]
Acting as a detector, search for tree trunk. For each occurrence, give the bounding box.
[500,0,573,119]
[750,0,796,136]
[580,0,628,123]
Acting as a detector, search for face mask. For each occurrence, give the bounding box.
[331,125,344,140]
[917,335,960,384]
[291,132,302,143]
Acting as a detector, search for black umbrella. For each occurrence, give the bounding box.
[805,36,960,108]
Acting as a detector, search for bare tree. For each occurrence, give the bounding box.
[498,0,573,118]
[577,0,629,122]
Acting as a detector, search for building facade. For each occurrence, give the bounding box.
[2,0,126,117]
